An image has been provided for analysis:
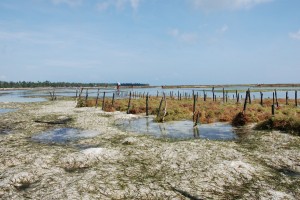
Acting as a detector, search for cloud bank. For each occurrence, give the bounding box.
[189,0,274,11]
[97,0,141,11]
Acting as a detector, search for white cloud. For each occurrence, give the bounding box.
[96,0,141,11]
[130,0,140,11]
[289,30,300,40]
[219,24,229,33]
[189,0,273,11]
[0,30,68,47]
[51,0,83,7]
[168,28,198,44]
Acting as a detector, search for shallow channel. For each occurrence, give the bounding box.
[115,117,238,140]
[31,128,101,144]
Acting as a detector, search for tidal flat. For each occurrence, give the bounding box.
[0,100,299,199]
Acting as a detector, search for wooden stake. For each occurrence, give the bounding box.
[193,94,197,122]
[95,89,100,108]
[112,93,115,106]
[127,91,132,114]
[102,92,106,110]
[146,93,149,116]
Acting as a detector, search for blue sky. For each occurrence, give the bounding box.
[1,0,300,85]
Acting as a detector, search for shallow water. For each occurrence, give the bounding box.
[115,118,237,140]
[31,128,101,144]
[0,108,17,114]
[0,90,46,103]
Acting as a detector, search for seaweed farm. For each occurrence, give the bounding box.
[0,86,300,199]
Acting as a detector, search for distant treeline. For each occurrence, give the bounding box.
[0,81,149,88]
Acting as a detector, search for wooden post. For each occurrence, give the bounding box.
[273,92,275,106]
[112,93,115,106]
[243,91,248,113]
[161,94,167,122]
[248,89,251,104]
[157,96,164,118]
[272,104,275,116]
[177,91,180,100]
[95,89,100,108]
[193,94,197,122]
[146,93,149,116]
[102,92,106,110]
[237,93,240,103]
[295,91,298,107]
[286,91,288,105]
[260,92,263,106]
[180,93,182,100]
[127,92,132,114]
[194,111,200,128]
[222,88,225,103]
[226,91,228,103]
[275,89,278,107]
[85,89,88,102]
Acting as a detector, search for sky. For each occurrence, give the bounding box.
[0,0,300,85]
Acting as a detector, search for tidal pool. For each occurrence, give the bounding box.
[31,128,101,144]
[115,117,237,140]
[0,108,17,114]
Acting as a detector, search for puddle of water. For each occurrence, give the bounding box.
[31,128,101,144]
[0,129,12,135]
[0,108,17,114]
[115,118,237,140]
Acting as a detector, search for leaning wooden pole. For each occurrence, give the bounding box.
[102,92,106,110]
[243,91,248,113]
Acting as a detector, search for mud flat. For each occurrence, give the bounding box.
[0,100,299,199]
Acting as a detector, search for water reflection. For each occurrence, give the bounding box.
[31,128,101,144]
[115,117,237,140]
